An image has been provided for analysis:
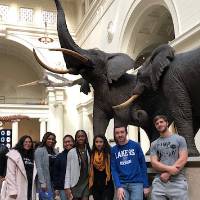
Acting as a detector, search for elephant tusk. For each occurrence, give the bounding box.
[49,48,89,63]
[112,95,139,109]
[17,80,38,87]
[33,48,71,74]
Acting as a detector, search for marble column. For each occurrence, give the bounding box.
[39,118,47,141]
[46,87,56,133]
[54,88,65,151]
[46,87,65,151]
[12,119,20,147]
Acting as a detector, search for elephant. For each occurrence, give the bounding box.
[114,44,200,156]
[33,0,173,145]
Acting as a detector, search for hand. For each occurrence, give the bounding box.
[41,186,48,192]
[168,165,180,175]
[117,187,125,200]
[0,176,5,182]
[160,172,171,182]
[65,189,73,200]
[54,191,60,200]
[9,194,17,199]
[143,188,150,198]
[55,190,60,197]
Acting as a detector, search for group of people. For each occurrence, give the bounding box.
[0,115,189,200]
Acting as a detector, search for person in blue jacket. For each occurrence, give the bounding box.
[111,126,150,200]
[53,135,75,200]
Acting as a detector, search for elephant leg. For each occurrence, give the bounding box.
[166,84,199,156]
[193,117,200,136]
[93,105,110,137]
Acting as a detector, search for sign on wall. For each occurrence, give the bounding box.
[0,129,12,148]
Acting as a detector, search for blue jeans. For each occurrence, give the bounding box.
[59,190,68,200]
[121,183,143,200]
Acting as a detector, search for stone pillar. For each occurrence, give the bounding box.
[39,118,47,141]
[12,120,20,147]
[54,88,65,151]
[46,87,56,133]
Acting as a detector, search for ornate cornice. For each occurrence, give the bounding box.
[75,0,115,46]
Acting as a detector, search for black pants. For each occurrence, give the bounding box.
[92,184,114,200]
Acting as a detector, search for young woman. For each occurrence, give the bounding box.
[65,130,91,200]
[34,132,58,200]
[53,135,75,200]
[89,135,114,200]
[3,135,37,200]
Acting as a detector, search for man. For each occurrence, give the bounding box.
[150,115,189,200]
[111,126,149,200]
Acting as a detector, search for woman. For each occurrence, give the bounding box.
[3,135,37,200]
[65,130,91,200]
[53,135,75,200]
[89,135,114,200]
[35,132,57,200]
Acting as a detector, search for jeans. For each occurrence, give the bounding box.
[121,183,143,200]
[59,190,68,200]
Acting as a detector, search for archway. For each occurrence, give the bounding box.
[0,38,47,146]
[120,2,175,153]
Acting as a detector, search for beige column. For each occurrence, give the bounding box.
[46,87,56,133]
[39,118,47,141]
[54,88,65,151]
[12,119,20,147]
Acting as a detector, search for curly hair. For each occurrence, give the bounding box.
[40,132,56,147]
[14,135,34,159]
[75,130,91,154]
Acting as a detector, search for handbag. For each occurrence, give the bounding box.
[39,190,53,200]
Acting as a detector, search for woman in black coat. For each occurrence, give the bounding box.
[53,135,74,200]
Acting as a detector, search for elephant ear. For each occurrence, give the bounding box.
[106,53,134,83]
[147,44,175,91]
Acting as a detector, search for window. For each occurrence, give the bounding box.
[19,7,33,24]
[42,10,56,25]
[0,5,9,22]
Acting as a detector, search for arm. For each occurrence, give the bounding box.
[34,148,47,189]
[6,158,18,196]
[150,155,172,172]
[110,149,121,189]
[173,136,188,170]
[137,144,149,188]
[64,151,73,200]
[173,150,188,170]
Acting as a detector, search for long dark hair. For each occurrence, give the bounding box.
[91,135,111,162]
[75,130,91,155]
[14,135,34,159]
[40,132,56,147]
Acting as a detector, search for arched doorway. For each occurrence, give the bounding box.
[120,3,175,153]
[0,38,48,146]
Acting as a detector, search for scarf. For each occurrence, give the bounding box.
[89,151,111,189]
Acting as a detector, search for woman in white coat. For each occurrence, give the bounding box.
[2,135,37,200]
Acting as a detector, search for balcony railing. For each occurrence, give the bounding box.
[0,96,47,105]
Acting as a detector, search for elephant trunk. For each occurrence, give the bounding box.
[112,84,145,109]
[131,109,149,127]
[54,0,86,55]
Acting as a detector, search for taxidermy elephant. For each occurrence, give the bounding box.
[115,44,200,156]
[33,0,173,144]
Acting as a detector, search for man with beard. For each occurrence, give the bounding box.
[150,115,189,200]
[111,126,149,200]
